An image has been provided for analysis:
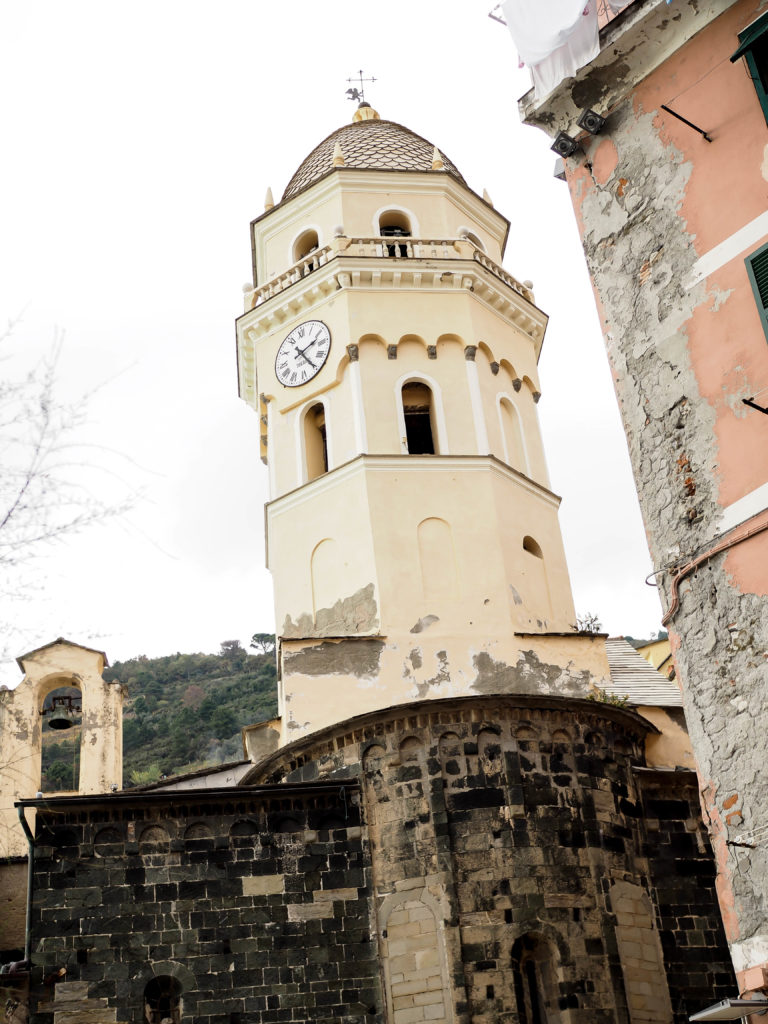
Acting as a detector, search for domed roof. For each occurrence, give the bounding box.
[282,109,466,201]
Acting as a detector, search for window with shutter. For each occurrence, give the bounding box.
[731,11,768,126]
[746,242,768,343]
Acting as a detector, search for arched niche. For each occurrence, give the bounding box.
[522,535,552,623]
[497,395,529,475]
[417,517,458,602]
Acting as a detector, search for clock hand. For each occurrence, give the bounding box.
[294,348,317,369]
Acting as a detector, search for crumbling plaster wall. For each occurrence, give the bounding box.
[0,641,123,858]
[552,19,768,970]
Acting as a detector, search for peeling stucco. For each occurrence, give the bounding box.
[409,615,439,634]
[471,649,592,698]
[282,583,378,639]
[283,638,385,679]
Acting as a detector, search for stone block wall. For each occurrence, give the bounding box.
[27,784,381,1024]
[251,694,735,1023]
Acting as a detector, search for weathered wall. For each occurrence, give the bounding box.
[522,0,768,985]
[249,694,734,1023]
[0,859,28,959]
[27,785,379,1024]
[0,641,123,858]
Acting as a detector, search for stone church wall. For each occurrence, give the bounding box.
[27,784,381,1024]
[26,696,735,1024]
[251,694,735,1023]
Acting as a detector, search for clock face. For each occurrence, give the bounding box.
[275,320,331,387]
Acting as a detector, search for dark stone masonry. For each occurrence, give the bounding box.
[25,695,735,1024]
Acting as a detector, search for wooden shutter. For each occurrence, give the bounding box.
[747,242,768,343]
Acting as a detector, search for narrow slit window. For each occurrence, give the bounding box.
[402,382,436,454]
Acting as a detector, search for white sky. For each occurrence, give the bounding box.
[0,1,662,684]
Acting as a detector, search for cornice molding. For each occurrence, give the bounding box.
[266,453,561,519]
[237,254,548,403]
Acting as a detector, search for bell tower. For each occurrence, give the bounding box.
[236,105,612,745]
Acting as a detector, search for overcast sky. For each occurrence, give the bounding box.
[0,1,663,684]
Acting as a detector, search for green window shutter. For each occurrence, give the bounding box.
[746,242,768,344]
[731,12,768,126]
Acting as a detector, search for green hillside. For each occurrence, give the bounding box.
[40,639,278,789]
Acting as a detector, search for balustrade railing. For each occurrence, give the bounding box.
[246,238,532,309]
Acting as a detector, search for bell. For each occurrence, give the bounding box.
[48,708,74,730]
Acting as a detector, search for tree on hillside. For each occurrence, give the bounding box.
[250,633,276,656]
[219,639,247,670]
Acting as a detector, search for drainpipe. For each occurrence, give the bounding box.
[17,805,35,964]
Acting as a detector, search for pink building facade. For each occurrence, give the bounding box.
[521,0,768,998]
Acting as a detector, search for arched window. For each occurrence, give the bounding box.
[144,976,182,1024]
[511,935,559,1024]
[304,402,328,480]
[379,210,411,257]
[293,228,319,269]
[402,382,436,454]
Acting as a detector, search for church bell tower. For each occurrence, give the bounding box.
[236,104,612,745]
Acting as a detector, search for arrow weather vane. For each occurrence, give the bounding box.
[346,69,376,104]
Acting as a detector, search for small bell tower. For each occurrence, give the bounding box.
[236,107,611,745]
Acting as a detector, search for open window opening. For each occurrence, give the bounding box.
[304,402,328,480]
[523,536,543,558]
[144,976,182,1024]
[379,210,412,256]
[293,228,319,270]
[40,685,82,792]
[511,935,560,1024]
[402,382,436,454]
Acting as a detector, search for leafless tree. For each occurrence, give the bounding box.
[1,321,134,655]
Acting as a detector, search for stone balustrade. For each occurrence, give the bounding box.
[245,238,533,310]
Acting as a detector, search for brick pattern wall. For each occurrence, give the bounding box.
[28,786,381,1024]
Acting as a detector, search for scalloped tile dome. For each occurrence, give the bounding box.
[282,117,466,201]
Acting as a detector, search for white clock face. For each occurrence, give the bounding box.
[275,320,331,387]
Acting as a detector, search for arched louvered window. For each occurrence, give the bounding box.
[746,240,768,343]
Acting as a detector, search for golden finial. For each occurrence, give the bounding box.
[346,70,380,121]
[332,142,346,167]
[431,146,445,171]
[264,187,274,211]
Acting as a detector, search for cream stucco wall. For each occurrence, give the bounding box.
[237,116,599,749]
[0,640,122,857]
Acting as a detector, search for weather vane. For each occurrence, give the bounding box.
[346,69,376,105]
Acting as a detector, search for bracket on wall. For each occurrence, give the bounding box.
[660,104,712,142]
[743,397,768,415]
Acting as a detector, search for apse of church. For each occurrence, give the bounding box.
[16,105,735,1024]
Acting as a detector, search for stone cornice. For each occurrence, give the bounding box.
[236,252,548,403]
[267,453,561,519]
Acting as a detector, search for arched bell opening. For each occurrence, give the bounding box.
[40,684,82,792]
[292,228,319,269]
[379,209,412,257]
